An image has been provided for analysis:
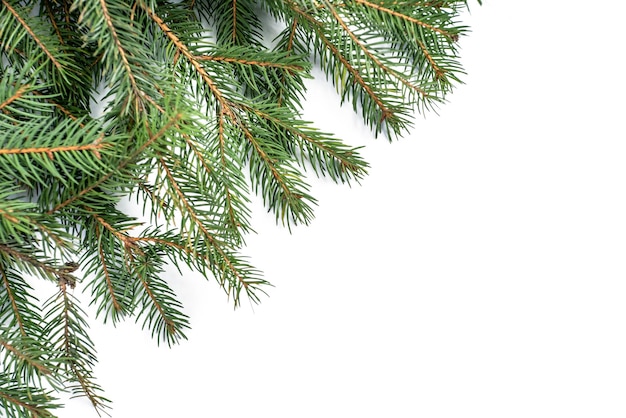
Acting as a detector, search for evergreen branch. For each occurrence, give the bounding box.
[243,128,289,196]
[84,207,190,343]
[0,1,477,414]
[0,83,29,113]
[0,138,106,159]
[0,243,57,280]
[0,187,71,254]
[0,376,61,418]
[43,0,65,45]
[140,1,237,119]
[135,180,168,224]
[96,0,142,110]
[415,35,445,80]
[0,265,26,335]
[352,0,457,40]
[185,131,252,239]
[42,289,110,415]
[48,113,182,213]
[26,88,88,123]
[36,222,68,246]
[325,3,430,99]
[136,276,182,345]
[144,4,315,225]
[132,236,195,263]
[81,221,135,323]
[0,69,57,123]
[0,0,62,71]
[190,44,311,99]
[185,138,213,175]
[80,205,153,323]
[194,54,305,71]
[158,157,228,249]
[0,332,53,377]
[215,112,241,233]
[0,268,51,386]
[355,2,467,88]
[87,206,135,244]
[0,190,38,238]
[74,0,167,115]
[286,18,298,52]
[0,118,113,191]
[287,0,394,122]
[131,245,190,346]
[157,157,256,303]
[211,0,264,47]
[44,98,82,122]
[239,117,317,226]
[275,18,301,108]
[0,0,83,100]
[95,226,123,315]
[238,102,368,182]
[133,232,268,304]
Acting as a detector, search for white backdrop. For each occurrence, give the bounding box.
[60,1,626,417]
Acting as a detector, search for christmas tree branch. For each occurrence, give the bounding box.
[43,288,111,415]
[0,336,51,380]
[325,2,431,99]
[0,377,61,418]
[48,113,182,214]
[83,222,135,322]
[0,265,28,336]
[0,0,478,414]
[0,0,63,71]
[155,156,256,296]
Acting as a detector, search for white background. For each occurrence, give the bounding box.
[61,1,626,417]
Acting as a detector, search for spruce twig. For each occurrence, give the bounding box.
[0,0,479,415]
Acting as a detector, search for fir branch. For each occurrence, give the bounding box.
[0,335,51,375]
[0,265,28,336]
[130,243,190,346]
[0,243,58,282]
[42,0,65,45]
[42,288,111,415]
[237,102,368,182]
[0,376,61,418]
[352,0,456,40]
[156,156,255,293]
[271,17,309,109]
[48,113,182,213]
[0,138,106,159]
[239,115,317,226]
[144,3,316,225]
[133,231,269,305]
[94,226,123,314]
[0,329,63,391]
[0,118,113,191]
[211,0,265,47]
[0,83,29,113]
[0,68,57,123]
[194,52,305,71]
[140,1,236,117]
[325,2,430,99]
[96,0,143,111]
[183,130,252,241]
[0,1,477,414]
[0,0,63,71]
[286,0,398,129]
[82,221,136,323]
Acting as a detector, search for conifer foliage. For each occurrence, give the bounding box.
[0,0,477,415]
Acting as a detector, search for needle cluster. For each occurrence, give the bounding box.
[0,0,476,415]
